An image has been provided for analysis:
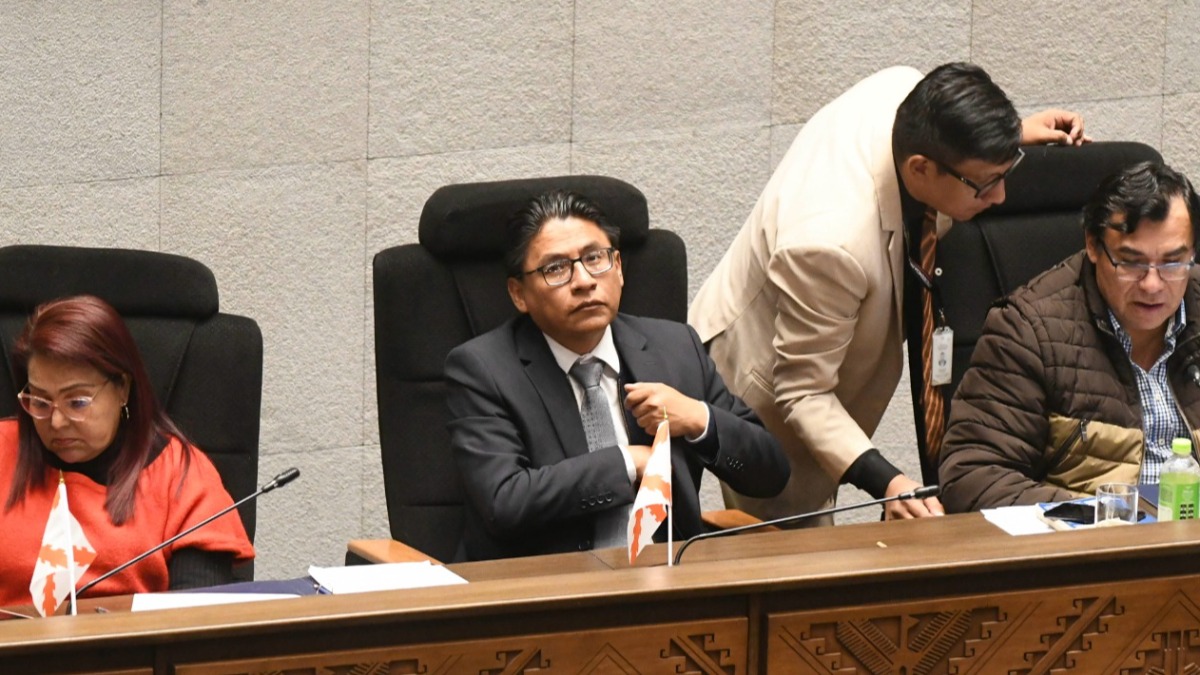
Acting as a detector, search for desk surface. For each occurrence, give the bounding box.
[4,514,1200,674]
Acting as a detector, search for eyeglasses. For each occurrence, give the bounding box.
[935,148,1025,199]
[18,380,112,422]
[522,248,616,287]
[1098,241,1196,282]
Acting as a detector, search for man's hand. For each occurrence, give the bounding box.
[882,474,944,520]
[623,382,708,438]
[1021,108,1089,146]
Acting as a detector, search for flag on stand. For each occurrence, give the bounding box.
[30,473,96,616]
[628,416,672,565]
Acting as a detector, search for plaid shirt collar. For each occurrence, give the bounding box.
[1109,302,1187,358]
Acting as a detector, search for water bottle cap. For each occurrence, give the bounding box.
[1172,437,1193,455]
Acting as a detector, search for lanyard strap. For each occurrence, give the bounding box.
[906,254,947,328]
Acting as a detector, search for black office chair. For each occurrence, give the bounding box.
[0,245,264,579]
[373,175,688,563]
[907,142,1164,485]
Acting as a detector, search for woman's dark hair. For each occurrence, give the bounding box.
[1082,161,1200,248]
[893,62,1022,167]
[6,295,189,525]
[504,190,621,277]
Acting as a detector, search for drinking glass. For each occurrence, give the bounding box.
[1095,483,1138,526]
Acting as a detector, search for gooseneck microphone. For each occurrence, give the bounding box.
[75,467,301,598]
[672,485,940,565]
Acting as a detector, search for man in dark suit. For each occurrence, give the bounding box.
[445,190,789,562]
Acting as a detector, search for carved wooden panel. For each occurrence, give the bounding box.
[767,574,1200,673]
[174,617,745,675]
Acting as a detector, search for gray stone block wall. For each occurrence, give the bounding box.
[0,1,1190,577]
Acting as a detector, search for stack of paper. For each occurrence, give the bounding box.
[982,505,1059,536]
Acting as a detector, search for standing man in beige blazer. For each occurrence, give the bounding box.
[688,62,1086,522]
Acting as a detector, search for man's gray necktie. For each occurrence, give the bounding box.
[569,357,627,549]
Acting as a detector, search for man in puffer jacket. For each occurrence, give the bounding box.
[940,161,1200,511]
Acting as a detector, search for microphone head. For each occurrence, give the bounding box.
[263,467,301,492]
[911,485,940,499]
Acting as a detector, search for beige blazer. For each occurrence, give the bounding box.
[689,66,950,520]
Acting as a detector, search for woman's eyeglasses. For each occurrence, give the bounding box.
[18,380,112,422]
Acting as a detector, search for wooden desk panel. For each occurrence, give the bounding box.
[4,514,1200,674]
[174,618,747,675]
[767,573,1200,673]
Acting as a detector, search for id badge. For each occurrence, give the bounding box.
[931,327,953,386]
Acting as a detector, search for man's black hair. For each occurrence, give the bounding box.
[505,190,621,278]
[1082,161,1200,248]
[893,62,1022,168]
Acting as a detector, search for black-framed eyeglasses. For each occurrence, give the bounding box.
[935,148,1025,199]
[521,248,616,287]
[1098,240,1196,282]
[18,380,112,422]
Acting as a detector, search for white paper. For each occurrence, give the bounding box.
[981,505,1057,536]
[131,592,298,612]
[308,561,468,595]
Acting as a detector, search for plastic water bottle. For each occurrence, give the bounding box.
[1158,437,1200,521]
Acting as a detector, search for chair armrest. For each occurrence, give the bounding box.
[346,539,443,565]
[701,509,778,532]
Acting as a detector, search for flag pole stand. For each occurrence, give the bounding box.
[62,472,79,616]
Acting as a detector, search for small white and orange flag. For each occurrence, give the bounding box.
[628,414,673,565]
[30,473,96,617]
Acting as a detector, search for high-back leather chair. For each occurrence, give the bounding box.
[0,245,264,579]
[908,142,1164,484]
[373,175,687,562]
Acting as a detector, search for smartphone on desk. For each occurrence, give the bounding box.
[1043,501,1149,525]
[1043,502,1095,524]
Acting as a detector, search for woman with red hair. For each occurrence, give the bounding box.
[0,295,254,609]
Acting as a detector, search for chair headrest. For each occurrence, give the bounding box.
[0,245,218,318]
[987,141,1163,215]
[419,175,650,259]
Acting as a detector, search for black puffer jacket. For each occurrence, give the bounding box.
[939,251,1200,511]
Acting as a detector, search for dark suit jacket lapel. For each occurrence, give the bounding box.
[614,315,695,543]
[514,316,590,458]
[612,315,668,446]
